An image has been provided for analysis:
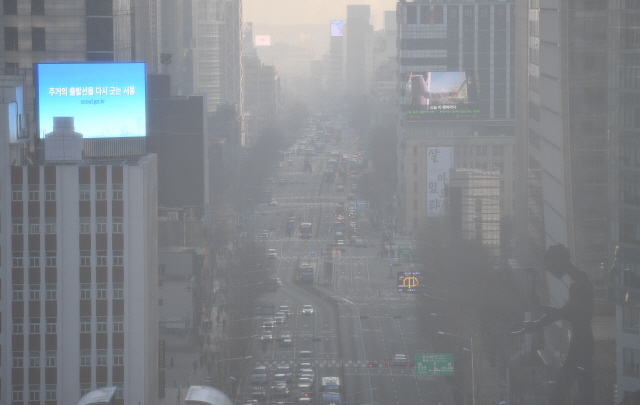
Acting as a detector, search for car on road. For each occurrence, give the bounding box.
[392,353,409,366]
[274,373,294,384]
[302,305,314,315]
[288,159,294,166]
[279,337,292,347]
[276,365,291,374]
[336,240,345,250]
[278,305,291,316]
[274,312,286,323]
[260,331,273,342]
[347,193,355,200]
[259,231,269,239]
[297,378,313,390]
[251,366,268,385]
[269,200,278,206]
[336,184,344,192]
[267,249,277,259]
[298,350,312,359]
[355,238,364,247]
[275,278,282,287]
[278,178,288,185]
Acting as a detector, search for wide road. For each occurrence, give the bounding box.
[238,134,451,405]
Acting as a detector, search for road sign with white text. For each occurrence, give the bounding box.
[416,354,454,376]
[355,200,369,210]
[309,250,317,258]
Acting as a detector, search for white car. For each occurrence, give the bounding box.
[260,231,269,239]
[269,200,278,206]
[274,312,286,323]
[267,249,277,259]
[302,305,314,315]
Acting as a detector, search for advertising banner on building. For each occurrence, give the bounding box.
[426,147,453,217]
[330,20,346,37]
[401,71,479,120]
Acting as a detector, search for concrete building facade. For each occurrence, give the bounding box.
[0,98,159,404]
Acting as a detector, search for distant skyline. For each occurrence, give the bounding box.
[244,0,397,31]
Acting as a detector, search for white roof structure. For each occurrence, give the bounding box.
[76,387,117,405]
[185,386,233,405]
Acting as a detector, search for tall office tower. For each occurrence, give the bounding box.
[329,19,345,97]
[396,1,515,235]
[345,5,372,99]
[189,0,243,116]
[608,2,640,401]
[131,0,161,73]
[243,22,257,59]
[160,0,185,95]
[0,100,159,404]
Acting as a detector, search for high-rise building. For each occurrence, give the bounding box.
[329,19,345,97]
[345,5,372,99]
[0,103,158,404]
[242,56,279,147]
[396,1,515,236]
[607,1,640,401]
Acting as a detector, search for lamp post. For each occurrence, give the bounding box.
[438,331,475,405]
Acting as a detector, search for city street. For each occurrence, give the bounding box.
[233,135,449,405]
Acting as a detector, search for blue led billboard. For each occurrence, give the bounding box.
[36,63,146,138]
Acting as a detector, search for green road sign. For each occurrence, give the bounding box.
[398,246,418,263]
[416,353,454,376]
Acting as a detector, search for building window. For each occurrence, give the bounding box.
[29,385,40,401]
[12,184,22,200]
[45,351,56,367]
[80,217,91,234]
[113,316,123,332]
[113,217,123,233]
[4,27,17,50]
[13,285,23,301]
[413,181,417,193]
[13,318,23,333]
[97,316,107,332]
[45,184,55,200]
[46,251,56,267]
[80,250,91,266]
[29,318,40,334]
[29,218,40,234]
[624,347,640,377]
[113,184,123,200]
[80,384,91,397]
[96,184,107,200]
[97,250,107,266]
[113,250,123,266]
[5,61,18,74]
[623,305,640,334]
[12,352,23,367]
[12,385,24,401]
[80,184,90,200]
[29,251,40,267]
[46,318,56,334]
[4,0,17,15]
[113,349,124,365]
[80,317,91,333]
[113,283,123,299]
[80,284,91,299]
[115,383,124,399]
[97,349,107,365]
[80,349,91,366]
[12,217,23,234]
[96,217,107,233]
[45,217,56,234]
[29,284,40,300]
[29,352,40,367]
[96,283,107,299]
[407,5,417,24]
[414,200,418,211]
[46,284,56,300]
[12,251,23,267]
[45,385,56,401]
[413,163,417,175]
[32,27,45,51]
[28,184,39,201]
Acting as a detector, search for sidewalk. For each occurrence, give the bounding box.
[159,282,230,405]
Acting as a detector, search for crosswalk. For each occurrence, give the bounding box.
[276,256,375,261]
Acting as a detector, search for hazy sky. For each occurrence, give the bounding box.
[244,0,397,30]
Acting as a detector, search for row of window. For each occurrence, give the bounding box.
[11,217,123,234]
[12,283,123,301]
[11,251,57,267]
[10,184,123,201]
[79,349,124,366]
[3,0,44,15]
[11,385,56,402]
[4,27,45,51]
[12,316,124,334]
[12,250,123,267]
[12,351,56,368]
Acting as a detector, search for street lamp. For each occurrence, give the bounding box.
[438,331,475,405]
